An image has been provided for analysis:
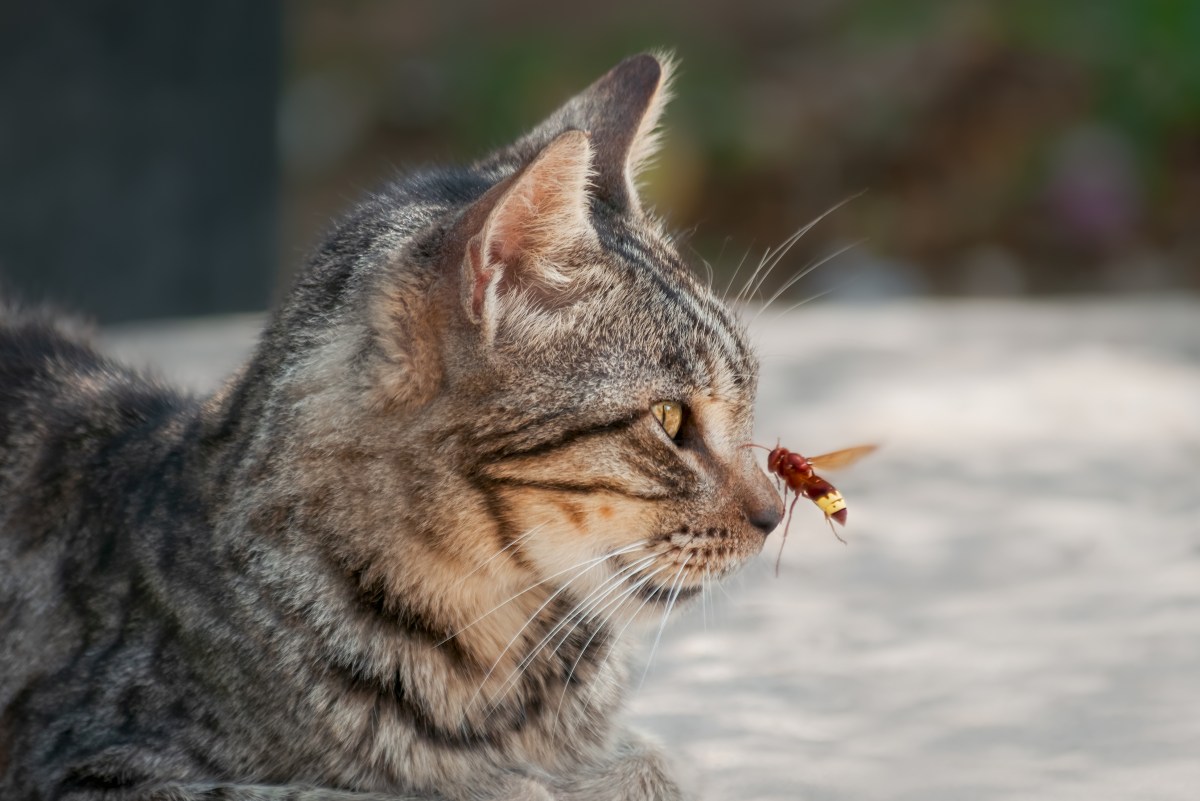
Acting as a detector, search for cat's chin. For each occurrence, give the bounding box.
[614,579,707,628]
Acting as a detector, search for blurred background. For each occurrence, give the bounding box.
[2,0,1198,321]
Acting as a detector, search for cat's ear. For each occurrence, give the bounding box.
[504,52,675,215]
[570,52,674,215]
[461,129,596,338]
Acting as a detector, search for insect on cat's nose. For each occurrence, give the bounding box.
[746,501,784,537]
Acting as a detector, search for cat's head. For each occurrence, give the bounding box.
[270,54,781,628]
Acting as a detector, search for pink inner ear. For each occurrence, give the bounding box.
[473,214,524,316]
[487,220,522,270]
[468,236,494,319]
[466,130,594,323]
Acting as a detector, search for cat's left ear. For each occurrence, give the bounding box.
[461,129,597,340]
[496,52,675,216]
[582,52,676,215]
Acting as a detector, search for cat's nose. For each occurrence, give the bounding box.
[746,499,783,537]
[736,451,784,536]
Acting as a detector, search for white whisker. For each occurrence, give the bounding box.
[556,554,660,633]
[688,243,715,290]
[639,553,694,688]
[446,523,547,592]
[750,240,861,326]
[768,286,837,322]
[533,554,661,665]
[457,541,651,713]
[551,563,669,729]
[735,192,863,306]
[721,240,755,301]
[576,564,676,718]
[734,244,781,307]
[483,551,661,713]
[736,227,807,306]
[440,540,647,646]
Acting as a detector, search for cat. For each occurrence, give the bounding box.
[0,53,782,800]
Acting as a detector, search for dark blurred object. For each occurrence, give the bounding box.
[0,2,279,323]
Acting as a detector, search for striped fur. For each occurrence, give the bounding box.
[0,55,780,800]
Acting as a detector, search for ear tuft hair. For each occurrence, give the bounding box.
[485,53,676,216]
[463,130,597,341]
[624,50,677,190]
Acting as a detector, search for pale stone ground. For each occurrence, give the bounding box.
[104,299,1200,801]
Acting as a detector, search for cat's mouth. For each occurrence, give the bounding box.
[604,526,759,607]
[610,552,710,606]
[631,581,703,605]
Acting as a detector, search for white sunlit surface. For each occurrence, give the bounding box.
[105,299,1200,800]
[632,299,1200,801]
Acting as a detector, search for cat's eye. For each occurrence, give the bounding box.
[651,401,685,441]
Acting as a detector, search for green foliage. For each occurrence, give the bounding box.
[1009,1,1200,134]
[855,0,1200,145]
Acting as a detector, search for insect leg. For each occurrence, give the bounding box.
[774,492,803,577]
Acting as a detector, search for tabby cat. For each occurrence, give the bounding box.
[0,54,781,800]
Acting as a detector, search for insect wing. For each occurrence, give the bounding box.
[806,444,878,471]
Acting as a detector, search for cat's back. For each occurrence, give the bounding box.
[0,308,192,709]
[0,308,187,491]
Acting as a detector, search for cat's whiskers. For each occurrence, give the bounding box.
[437,539,647,647]
[702,234,733,294]
[734,227,808,307]
[575,563,680,720]
[721,240,755,302]
[638,553,694,689]
[767,286,839,323]
[709,575,723,618]
[535,553,662,661]
[685,242,715,290]
[545,554,662,645]
[733,193,863,307]
[445,523,547,592]
[748,240,862,327]
[550,562,671,730]
[479,551,663,715]
[535,554,664,675]
[514,561,675,728]
[463,541,653,711]
[746,289,843,363]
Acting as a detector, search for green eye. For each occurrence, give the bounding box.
[651,401,684,440]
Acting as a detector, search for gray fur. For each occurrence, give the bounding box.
[0,55,780,800]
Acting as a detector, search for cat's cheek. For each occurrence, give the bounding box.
[497,493,663,586]
[578,497,660,540]
[512,491,658,548]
